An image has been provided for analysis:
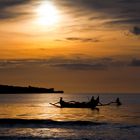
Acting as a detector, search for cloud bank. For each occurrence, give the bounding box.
[0,0,32,20]
[0,0,139,27]
[0,57,139,70]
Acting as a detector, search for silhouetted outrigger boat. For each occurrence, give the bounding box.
[50,96,102,109]
[50,97,122,109]
[50,101,98,109]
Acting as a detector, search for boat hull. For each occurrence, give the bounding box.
[60,102,97,109]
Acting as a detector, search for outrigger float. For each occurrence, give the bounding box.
[50,96,122,109]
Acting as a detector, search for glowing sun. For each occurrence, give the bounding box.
[36,2,60,26]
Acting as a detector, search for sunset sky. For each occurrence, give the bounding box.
[0,0,140,93]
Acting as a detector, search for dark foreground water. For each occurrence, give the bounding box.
[0,93,139,140]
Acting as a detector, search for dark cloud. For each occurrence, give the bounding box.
[119,0,140,3]
[51,57,129,70]
[0,59,47,69]
[0,0,32,20]
[56,0,140,27]
[0,58,108,70]
[0,12,27,20]
[130,59,140,67]
[52,63,106,70]
[106,19,140,26]
[66,37,99,42]
[131,26,140,35]
[0,0,139,29]
[0,58,111,70]
[0,0,31,9]
[0,57,140,70]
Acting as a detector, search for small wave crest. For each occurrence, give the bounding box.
[0,118,106,128]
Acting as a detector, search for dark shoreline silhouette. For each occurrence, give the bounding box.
[0,85,64,94]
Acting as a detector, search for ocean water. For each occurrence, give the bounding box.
[0,93,139,140]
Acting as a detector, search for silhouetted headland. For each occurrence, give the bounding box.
[0,85,64,94]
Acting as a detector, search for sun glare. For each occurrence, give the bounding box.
[36,2,60,26]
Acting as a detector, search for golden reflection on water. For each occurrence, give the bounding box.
[0,94,139,125]
[0,103,139,125]
[0,103,97,120]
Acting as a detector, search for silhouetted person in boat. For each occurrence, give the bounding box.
[95,96,102,106]
[89,96,95,106]
[90,96,95,102]
[116,97,122,106]
[59,97,65,106]
[89,96,101,108]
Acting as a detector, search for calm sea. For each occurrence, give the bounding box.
[0,93,139,140]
